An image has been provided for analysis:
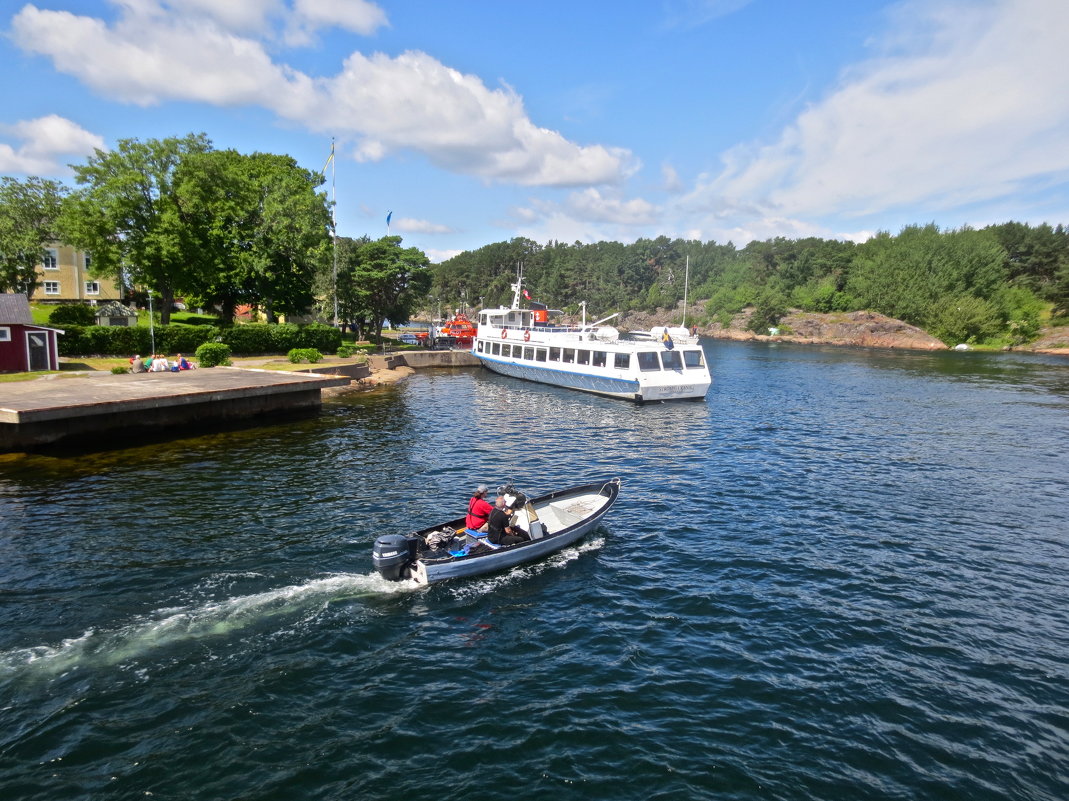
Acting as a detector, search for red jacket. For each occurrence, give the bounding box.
[465,495,493,529]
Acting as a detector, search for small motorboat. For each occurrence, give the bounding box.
[372,479,620,584]
[436,313,477,348]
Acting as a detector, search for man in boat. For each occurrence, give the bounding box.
[465,485,494,532]
[487,496,529,546]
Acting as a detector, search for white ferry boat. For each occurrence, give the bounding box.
[472,281,711,402]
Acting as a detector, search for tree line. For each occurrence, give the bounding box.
[0,133,428,340]
[430,223,1069,345]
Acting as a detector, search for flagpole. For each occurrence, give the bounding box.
[331,138,338,328]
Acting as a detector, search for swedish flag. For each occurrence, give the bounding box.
[662,329,674,350]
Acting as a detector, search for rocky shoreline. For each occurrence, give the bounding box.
[618,304,1069,354]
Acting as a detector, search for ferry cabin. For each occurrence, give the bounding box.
[474,305,711,402]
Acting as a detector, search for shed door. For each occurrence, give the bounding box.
[27,332,49,371]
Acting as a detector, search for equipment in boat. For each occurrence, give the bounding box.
[372,479,620,584]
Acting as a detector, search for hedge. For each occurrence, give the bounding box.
[57,322,342,357]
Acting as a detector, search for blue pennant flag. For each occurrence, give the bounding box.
[386,211,393,226]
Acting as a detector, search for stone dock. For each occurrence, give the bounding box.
[0,351,480,452]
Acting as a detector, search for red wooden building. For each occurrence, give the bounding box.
[0,295,64,373]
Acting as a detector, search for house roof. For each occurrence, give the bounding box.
[0,294,34,325]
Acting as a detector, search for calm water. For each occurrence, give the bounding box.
[1,341,1067,801]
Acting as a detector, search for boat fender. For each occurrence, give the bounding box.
[523,329,531,342]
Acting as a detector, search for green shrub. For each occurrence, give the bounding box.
[50,304,97,326]
[337,345,354,358]
[220,323,275,354]
[295,323,342,352]
[110,365,128,374]
[160,324,218,354]
[195,342,232,367]
[287,347,323,364]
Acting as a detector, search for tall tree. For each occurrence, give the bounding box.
[62,133,212,323]
[342,236,431,340]
[175,149,331,324]
[0,176,67,297]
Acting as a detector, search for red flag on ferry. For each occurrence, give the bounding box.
[523,289,531,299]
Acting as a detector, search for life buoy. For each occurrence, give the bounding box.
[523,329,531,342]
[501,329,507,339]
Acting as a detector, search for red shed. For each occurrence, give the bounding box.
[0,295,64,373]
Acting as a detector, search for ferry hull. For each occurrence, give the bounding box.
[477,353,709,402]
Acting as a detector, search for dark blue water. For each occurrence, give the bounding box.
[1,341,1067,801]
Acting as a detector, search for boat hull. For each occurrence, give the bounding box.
[475,352,709,402]
[405,480,620,584]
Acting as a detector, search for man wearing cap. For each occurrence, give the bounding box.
[465,485,494,532]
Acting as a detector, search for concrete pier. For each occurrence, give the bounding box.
[0,367,351,451]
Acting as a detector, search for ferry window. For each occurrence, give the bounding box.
[523,346,535,360]
[661,350,683,370]
[577,350,590,365]
[535,348,547,362]
[492,342,500,355]
[549,347,560,361]
[638,352,661,371]
[504,344,515,357]
[614,353,630,369]
[592,351,606,368]
[684,350,705,369]
[476,341,484,354]
[563,348,575,363]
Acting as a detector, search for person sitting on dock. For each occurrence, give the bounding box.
[175,353,194,371]
[466,485,494,532]
[130,355,146,374]
[149,354,169,372]
[487,496,529,546]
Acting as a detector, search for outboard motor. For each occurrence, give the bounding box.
[373,534,416,581]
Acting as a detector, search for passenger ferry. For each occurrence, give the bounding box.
[473,281,711,402]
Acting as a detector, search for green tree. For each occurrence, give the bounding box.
[339,236,431,340]
[62,133,213,324]
[175,149,331,324]
[0,176,67,297]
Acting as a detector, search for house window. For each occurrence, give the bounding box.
[84,254,92,269]
[44,281,60,295]
[43,249,58,270]
[0,327,10,342]
[85,281,100,295]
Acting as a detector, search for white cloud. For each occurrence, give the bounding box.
[11,2,632,187]
[566,188,658,225]
[0,115,105,174]
[288,0,388,44]
[392,216,454,235]
[689,0,1069,227]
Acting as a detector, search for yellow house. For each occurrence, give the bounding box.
[35,243,123,303]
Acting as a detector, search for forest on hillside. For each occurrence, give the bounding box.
[430,223,1069,346]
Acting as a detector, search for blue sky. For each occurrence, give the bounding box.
[2,0,1067,262]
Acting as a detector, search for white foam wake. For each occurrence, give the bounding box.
[0,572,415,679]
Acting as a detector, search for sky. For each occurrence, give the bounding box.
[2,0,1068,263]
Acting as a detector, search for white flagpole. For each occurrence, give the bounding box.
[682,254,689,329]
[331,138,338,328]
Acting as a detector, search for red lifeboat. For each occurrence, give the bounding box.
[438,313,477,348]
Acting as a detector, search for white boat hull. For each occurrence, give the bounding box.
[477,354,708,401]
[377,480,621,585]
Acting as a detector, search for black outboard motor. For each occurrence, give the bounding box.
[373,534,416,581]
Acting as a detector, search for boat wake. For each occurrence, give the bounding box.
[445,535,605,600]
[0,572,415,680]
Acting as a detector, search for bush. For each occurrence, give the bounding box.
[195,342,232,367]
[220,324,275,354]
[160,324,218,354]
[337,345,354,358]
[110,365,128,374]
[50,304,97,326]
[287,348,323,364]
